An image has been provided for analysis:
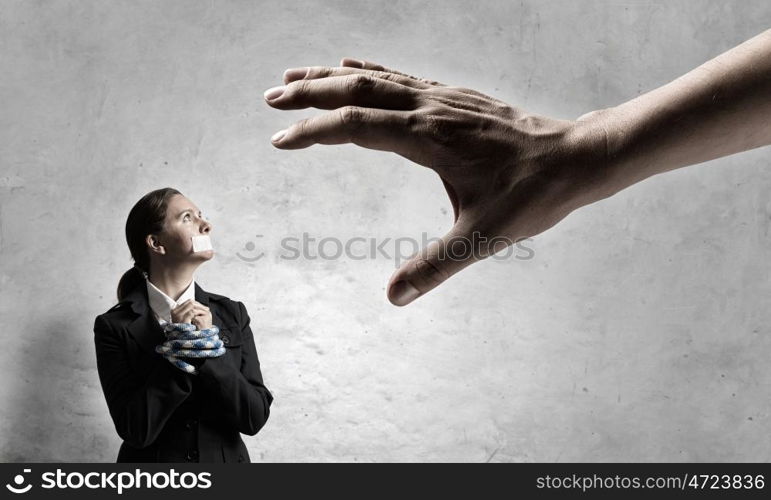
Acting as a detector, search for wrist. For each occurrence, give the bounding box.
[567,106,632,205]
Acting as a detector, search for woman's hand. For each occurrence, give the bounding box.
[171,299,213,330]
[264,59,613,306]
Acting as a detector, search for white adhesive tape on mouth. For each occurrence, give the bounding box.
[192,234,213,252]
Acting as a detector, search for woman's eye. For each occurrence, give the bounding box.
[184,214,191,221]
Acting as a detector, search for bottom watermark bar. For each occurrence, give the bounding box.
[1,463,768,499]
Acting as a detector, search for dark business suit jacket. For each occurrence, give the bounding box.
[93,282,273,463]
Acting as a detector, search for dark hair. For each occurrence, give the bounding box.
[116,187,183,301]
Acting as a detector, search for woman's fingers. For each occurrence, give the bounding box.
[172,300,210,322]
[340,57,446,87]
[270,106,429,163]
[174,299,208,312]
[283,65,434,90]
[190,312,208,322]
[264,74,419,111]
[186,310,209,325]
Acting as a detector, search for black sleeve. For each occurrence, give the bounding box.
[93,314,194,448]
[196,301,273,436]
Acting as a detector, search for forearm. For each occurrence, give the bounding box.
[197,359,272,435]
[590,28,771,198]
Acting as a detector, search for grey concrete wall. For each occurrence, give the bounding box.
[1,0,770,462]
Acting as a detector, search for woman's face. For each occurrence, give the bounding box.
[151,194,214,265]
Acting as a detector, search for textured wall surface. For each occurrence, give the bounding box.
[1,0,770,462]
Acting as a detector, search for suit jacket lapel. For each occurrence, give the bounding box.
[196,282,228,332]
[124,284,165,355]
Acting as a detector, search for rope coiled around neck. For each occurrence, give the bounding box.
[155,321,226,375]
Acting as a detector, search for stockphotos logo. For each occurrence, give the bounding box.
[5,469,32,494]
[4,468,212,495]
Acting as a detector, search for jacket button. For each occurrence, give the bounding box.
[238,455,244,463]
[185,419,198,430]
[185,450,199,461]
[221,334,230,345]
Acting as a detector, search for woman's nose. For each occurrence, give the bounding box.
[200,217,212,233]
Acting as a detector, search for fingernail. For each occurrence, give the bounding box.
[283,67,308,81]
[264,85,285,101]
[271,129,287,142]
[389,280,421,306]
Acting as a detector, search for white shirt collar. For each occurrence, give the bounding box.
[145,276,196,324]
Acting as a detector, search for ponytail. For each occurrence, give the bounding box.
[116,265,147,301]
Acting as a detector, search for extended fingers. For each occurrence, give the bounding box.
[283,65,434,90]
[265,74,419,111]
[173,300,209,318]
[341,58,446,87]
[270,106,428,163]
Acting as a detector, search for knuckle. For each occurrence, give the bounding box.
[312,66,330,78]
[339,105,366,126]
[290,78,310,98]
[406,110,422,134]
[411,75,442,86]
[345,74,376,96]
[421,109,457,146]
[294,117,313,137]
[378,71,395,82]
[414,258,449,286]
[489,100,517,120]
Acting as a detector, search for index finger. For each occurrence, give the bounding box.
[172,299,193,309]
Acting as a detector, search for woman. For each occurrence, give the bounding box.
[93,187,273,463]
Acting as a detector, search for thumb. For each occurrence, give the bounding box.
[386,224,483,306]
